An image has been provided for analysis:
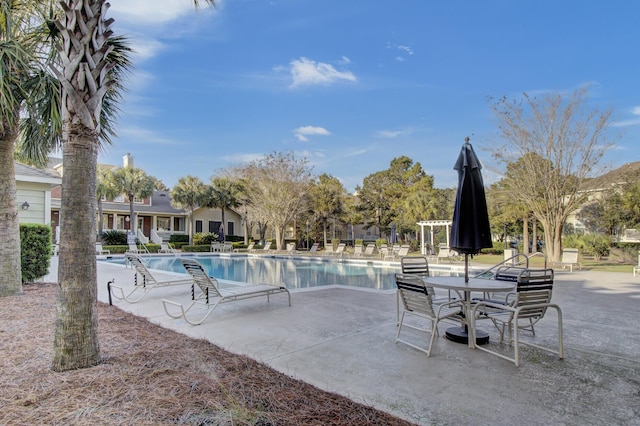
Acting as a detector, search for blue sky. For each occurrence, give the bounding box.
[103,0,640,192]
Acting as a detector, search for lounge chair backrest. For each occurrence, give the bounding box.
[394,274,437,318]
[125,253,157,286]
[397,245,410,257]
[353,245,363,255]
[335,243,346,254]
[309,242,319,253]
[513,268,554,321]
[561,248,578,264]
[401,256,429,276]
[180,258,223,298]
[364,244,375,255]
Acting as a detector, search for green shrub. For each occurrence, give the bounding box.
[579,234,611,260]
[20,224,52,283]
[101,230,127,245]
[103,245,129,254]
[170,234,189,243]
[170,242,188,249]
[181,244,213,252]
[480,241,506,255]
[193,232,218,245]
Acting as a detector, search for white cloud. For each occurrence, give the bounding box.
[293,126,331,142]
[221,153,265,164]
[289,57,356,88]
[120,126,181,145]
[109,0,217,26]
[375,128,413,138]
[387,42,414,62]
[612,106,640,127]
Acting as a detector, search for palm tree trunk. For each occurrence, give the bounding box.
[0,137,22,296]
[52,126,100,371]
[97,198,104,237]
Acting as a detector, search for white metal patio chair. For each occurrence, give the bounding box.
[471,268,564,367]
[394,273,464,357]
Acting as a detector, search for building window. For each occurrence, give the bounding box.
[209,221,221,234]
[173,217,185,232]
[227,222,234,236]
[157,217,171,231]
[195,220,202,233]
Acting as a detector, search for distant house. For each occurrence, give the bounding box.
[48,154,246,243]
[15,162,62,226]
[566,161,640,241]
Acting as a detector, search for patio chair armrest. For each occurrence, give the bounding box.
[472,300,516,317]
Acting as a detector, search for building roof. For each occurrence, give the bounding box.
[15,162,62,185]
[580,161,640,191]
[99,190,187,216]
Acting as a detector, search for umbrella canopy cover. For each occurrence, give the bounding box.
[390,223,398,244]
[450,140,492,255]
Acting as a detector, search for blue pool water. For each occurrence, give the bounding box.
[104,255,418,290]
[104,255,464,290]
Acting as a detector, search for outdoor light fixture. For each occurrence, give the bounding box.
[21,201,30,211]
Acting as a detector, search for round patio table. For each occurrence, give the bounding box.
[422,276,515,347]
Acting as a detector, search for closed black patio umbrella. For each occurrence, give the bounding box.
[450,137,492,282]
[448,137,493,344]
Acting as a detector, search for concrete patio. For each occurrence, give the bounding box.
[47,257,640,425]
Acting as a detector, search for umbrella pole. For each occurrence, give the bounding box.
[464,253,469,283]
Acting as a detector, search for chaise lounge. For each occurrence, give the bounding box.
[162,258,291,325]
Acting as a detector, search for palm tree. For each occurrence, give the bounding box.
[112,166,154,237]
[205,177,241,241]
[96,165,117,237]
[0,0,40,296]
[171,176,207,245]
[50,0,212,371]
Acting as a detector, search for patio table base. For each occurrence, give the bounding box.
[445,326,489,345]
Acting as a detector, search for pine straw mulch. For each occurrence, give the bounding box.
[0,282,414,426]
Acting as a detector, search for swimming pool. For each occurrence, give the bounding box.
[103,255,463,291]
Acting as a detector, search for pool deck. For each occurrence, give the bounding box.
[46,256,640,425]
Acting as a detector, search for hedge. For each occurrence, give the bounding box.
[20,224,52,283]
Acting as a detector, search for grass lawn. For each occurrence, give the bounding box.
[470,253,636,274]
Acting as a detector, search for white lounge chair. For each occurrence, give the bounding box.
[553,248,580,272]
[308,242,320,254]
[352,244,363,257]
[96,242,110,255]
[158,242,177,253]
[126,243,145,254]
[108,253,193,304]
[234,242,255,252]
[162,258,291,325]
[363,244,376,257]
[323,244,335,256]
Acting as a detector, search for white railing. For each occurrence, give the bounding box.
[150,229,163,244]
[136,229,149,244]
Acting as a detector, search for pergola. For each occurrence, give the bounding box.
[416,220,452,255]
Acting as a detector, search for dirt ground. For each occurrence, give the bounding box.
[0,282,414,425]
